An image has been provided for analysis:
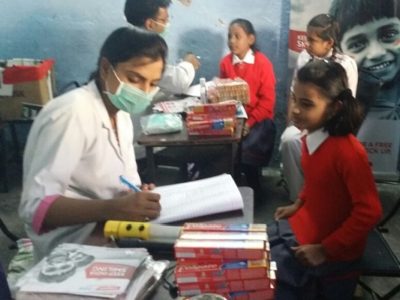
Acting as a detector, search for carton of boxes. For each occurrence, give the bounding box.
[0,59,55,121]
[174,223,276,300]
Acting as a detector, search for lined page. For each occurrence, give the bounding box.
[152,174,244,223]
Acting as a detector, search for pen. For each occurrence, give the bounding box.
[119,175,141,192]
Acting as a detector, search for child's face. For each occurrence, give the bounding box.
[306,26,334,58]
[340,17,400,83]
[228,24,255,59]
[291,81,332,132]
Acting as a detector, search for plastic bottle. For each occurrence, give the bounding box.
[199,77,207,104]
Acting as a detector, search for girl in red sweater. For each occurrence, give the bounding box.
[220,19,276,196]
[270,60,382,300]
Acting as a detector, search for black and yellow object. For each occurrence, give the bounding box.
[104,220,181,243]
[104,221,151,240]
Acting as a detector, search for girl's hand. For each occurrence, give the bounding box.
[242,123,250,137]
[291,244,327,267]
[112,191,161,221]
[274,204,298,220]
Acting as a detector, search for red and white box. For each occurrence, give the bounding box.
[175,259,269,284]
[174,239,266,260]
[177,277,273,294]
[229,288,275,300]
[179,231,268,242]
[188,103,237,115]
[182,223,267,233]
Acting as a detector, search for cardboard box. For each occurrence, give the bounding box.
[0,59,55,121]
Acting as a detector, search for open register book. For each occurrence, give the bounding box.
[16,243,168,300]
[152,174,244,224]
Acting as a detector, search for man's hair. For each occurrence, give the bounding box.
[124,0,172,27]
[329,0,400,42]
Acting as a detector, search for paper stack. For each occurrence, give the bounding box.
[174,223,276,300]
[186,102,237,136]
[15,243,168,300]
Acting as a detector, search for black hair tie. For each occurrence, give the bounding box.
[338,88,353,100]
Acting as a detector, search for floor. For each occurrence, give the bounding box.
[0,161,399,299]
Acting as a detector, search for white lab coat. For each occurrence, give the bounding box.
[158,61,195,95]
[19,81,141,260]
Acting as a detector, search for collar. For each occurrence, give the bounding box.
[305,128,329,155]
[232,49,255,65]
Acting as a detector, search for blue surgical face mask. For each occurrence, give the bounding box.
[104,67,159,115]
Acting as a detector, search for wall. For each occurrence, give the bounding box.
[0,0,291,164]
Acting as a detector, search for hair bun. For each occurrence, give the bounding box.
[338,88,353,100]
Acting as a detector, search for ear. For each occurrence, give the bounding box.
[144,18,154,31]
[249,34,256,47]
[334,100,343,113]
[326,38,335,49]
[99,57,110,81]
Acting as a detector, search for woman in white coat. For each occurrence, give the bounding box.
[19,27,167,260]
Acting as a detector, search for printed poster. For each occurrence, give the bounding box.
[289,0,400,179]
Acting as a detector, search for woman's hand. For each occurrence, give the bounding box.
[291,244,327,267]
[112,191,161,221]
[141,183,156,191]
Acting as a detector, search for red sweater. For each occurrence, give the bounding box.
[289,134,382,261]
[219,52,276,127]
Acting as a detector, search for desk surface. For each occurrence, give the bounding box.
[137,119,244,147]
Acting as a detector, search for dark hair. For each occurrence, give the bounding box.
[307,14,341,55]
[297,60,364,136]
[124,0,172,27]
[329,0,400,42]
[229,18,259,52]
[92,27,168,80]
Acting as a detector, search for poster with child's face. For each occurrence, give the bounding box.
[289,0,400,178]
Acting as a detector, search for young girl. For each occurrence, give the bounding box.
[219,18,276,195]
[19,27,166,260]
[270,60,382,300]
[281,13,359,202]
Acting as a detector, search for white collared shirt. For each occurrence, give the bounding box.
[305,128,329,155]
[292,49,358,97]
[232,49,255,65]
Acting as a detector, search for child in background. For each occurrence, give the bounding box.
[280,13,358,202]
[270,60,382,300]
[329,0,400,120]
[219,18,276,196]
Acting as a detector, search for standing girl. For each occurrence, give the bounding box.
[220,18,276,196]
[271,60,382,300]
[281,14,359,202]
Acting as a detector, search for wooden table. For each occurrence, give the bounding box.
[137,120,244,183]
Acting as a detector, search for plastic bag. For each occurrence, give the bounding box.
[140,113,183,135]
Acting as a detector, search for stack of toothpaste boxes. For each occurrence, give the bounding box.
[174,223,276,300]
[186,102,237,136]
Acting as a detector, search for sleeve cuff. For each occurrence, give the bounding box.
[32,195,60,234]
